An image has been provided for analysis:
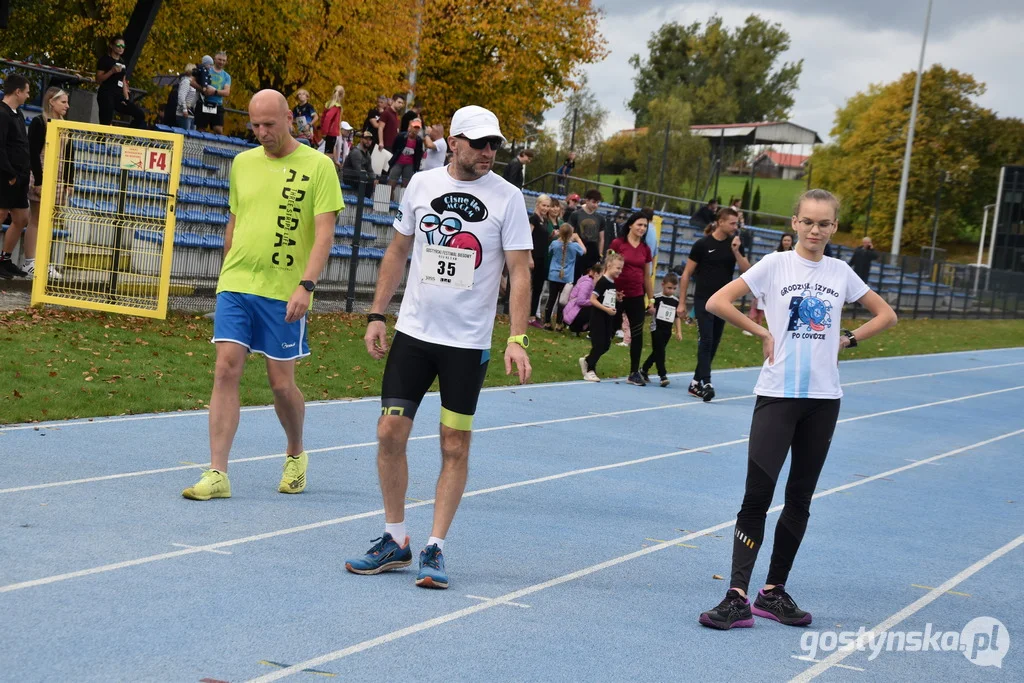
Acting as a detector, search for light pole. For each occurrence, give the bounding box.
[891,0,933,256]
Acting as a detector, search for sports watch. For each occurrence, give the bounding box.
[507,334,530,349]
[841,329,857,348]
[299,280,316,292]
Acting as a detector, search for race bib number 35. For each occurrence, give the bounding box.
[421,244,475,290]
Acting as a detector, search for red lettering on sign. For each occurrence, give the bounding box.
[148,151,167,171]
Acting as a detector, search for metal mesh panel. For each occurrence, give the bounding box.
[32,122,182,318]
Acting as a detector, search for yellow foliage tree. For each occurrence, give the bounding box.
[4,0,605,138]
[811,66,1024,251]
[416,0,606,138]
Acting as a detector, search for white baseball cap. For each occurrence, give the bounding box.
[340,121,353,131]
[449,105,505,142]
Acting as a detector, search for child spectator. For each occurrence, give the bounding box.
[321,85,345,164]
[292,89,317,141]
[579,253,624,381]
[544,222,585,330]
[563,261,603,335]
[641,272,684,387]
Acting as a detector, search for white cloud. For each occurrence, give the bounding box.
[544,4,1024,149]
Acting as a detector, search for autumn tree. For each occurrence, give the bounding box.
[416,0,606,138]
[3,0,605,140]
[810,65,1024,250]
[558,75,607,154]
[628,14,802,127]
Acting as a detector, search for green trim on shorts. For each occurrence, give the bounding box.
[440,407,473,431]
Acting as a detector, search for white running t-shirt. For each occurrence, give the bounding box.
[394,167,533,349]
[421,138,448,171]
[740,250,870,399]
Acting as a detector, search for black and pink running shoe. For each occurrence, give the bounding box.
[751,585,813,626]
[699,589,755,630]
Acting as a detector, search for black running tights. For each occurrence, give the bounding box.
[730,396,841,593]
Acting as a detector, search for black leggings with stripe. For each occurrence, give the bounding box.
[731,396,841,592]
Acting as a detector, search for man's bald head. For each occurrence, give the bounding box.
[249,89,296,158]
[249,89,289,117]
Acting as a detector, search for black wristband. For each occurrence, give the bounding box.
[367,313,386,324]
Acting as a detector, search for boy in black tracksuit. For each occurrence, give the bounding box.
[641,272,683,387]
[579,253,624,382]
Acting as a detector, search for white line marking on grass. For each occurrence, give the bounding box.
[466,595,530,608]
[244,429,1024,682]
[2,404,1020,597]
[789,533,1024,682]
[7,364,1018,495]
[170,543,231,555]
[790,656,865,672]
[3,348,1020,432]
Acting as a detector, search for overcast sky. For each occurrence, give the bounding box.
[544,0,1024,146]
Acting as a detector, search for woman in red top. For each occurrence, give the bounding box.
[321,85,344,165]
[609,212,654,386]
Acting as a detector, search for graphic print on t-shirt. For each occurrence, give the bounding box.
[785,286,835,338]
[416,192,487,269]
[273,168,311,268]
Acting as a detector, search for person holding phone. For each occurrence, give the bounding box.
[95,35,146,128]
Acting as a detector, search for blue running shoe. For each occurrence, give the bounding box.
[345,533,412,575]
[415,544,448,589]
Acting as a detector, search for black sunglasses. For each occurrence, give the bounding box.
[456,135,502,151]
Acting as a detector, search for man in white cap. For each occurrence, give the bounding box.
[346,105,533,589]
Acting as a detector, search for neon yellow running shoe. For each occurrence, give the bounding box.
[278,451,308,494]
[182,469,231,501]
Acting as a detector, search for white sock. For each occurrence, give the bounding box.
[24,258,34,267]
[427,536,445,551]
[385,522,407,544]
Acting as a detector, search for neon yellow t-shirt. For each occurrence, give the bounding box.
[217,143,344,301]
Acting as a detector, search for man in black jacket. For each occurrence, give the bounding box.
[502,148,534,188]
[343,130,377,198]
[0,75,32,278]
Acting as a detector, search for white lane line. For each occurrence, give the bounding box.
[245,428,1024,682]
[466,595,530,609]
[3,393,1019,596]
[790,656,865,673]
[6,363,1018,495]
[3,347,1020,433]
[170,543,231,556]
[789,533,1024,682]
[0,397,755,495]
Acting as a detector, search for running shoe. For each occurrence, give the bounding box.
[627,372,645,386]
[528,319,544,329]
[640,370,651,384]
[0,259,26,278]
[752,585,813,626]
[583,370,600,382]
[21,261,57,279]
[688,380,705,399]
[415,544,449,589]
[700,589,754,630]
[578,357,588,379]
[659,376,670,387]
[345,533,413,574]
[702,382,716,402]
[278,451,308,493]
[182,469,231,500]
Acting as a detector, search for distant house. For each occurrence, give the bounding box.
[753,151,809,180]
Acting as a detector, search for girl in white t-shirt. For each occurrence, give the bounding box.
[698,189,897,630]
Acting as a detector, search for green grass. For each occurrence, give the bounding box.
[1,309,1022,425]
[713,175,806,218]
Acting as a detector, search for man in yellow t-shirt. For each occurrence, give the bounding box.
[183,89,343,501]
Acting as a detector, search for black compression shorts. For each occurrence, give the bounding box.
[380,331,490,431]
